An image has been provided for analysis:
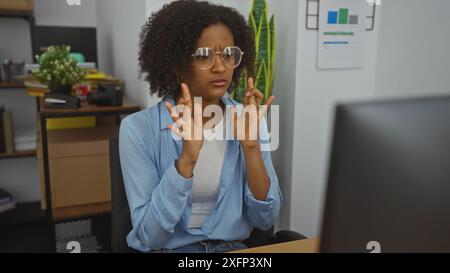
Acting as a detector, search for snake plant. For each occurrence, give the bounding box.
[232,0,275,103]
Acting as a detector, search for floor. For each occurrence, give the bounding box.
[0,203,111,253]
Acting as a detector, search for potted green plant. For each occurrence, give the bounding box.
[232,0,275,103]
[32,45,85,94]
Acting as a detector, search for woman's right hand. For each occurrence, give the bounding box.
[165,83,203,178]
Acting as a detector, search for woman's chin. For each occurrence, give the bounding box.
[203,87,227,100]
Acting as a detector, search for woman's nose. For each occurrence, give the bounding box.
[211,54,226,73]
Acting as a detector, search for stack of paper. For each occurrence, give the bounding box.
[14,128,36,151]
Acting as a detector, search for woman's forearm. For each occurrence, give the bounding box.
[242,145,270,201]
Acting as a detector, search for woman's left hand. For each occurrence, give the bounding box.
[233,77,275,151]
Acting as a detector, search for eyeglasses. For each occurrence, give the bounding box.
[192,46,244,70]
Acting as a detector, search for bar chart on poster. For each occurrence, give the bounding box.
[318,0,367,69]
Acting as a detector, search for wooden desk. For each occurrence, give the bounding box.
[39,97,140,117]
[231,238,320,253]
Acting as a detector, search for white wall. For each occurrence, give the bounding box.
[264,0,300,231]
[374,0,450,98]
[289,1,382,237]
[34,0,97,27]
[97,0,153,108]
[0,18,33,64]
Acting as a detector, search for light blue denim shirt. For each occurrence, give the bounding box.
[119,96,282,252]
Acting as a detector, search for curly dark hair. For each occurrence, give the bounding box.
[138,0,255,98]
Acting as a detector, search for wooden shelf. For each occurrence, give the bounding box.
[0,82,26,89]
[0,9,32,18]
[0,0,34,18]
[0,150,36,159]
[40,97,141,117]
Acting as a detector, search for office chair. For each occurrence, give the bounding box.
[109,137,306,252]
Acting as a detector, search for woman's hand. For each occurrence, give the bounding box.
[233,77,275,151]
[165,83,203,178]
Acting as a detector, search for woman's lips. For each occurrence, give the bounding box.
[210,80,228,88]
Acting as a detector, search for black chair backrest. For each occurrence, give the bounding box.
[109,137,133,252]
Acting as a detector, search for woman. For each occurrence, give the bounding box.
[119,0,281,253]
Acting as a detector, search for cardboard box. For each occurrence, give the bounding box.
[38,125,118,220]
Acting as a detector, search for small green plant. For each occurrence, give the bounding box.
[232,0,275,103]
[33,45,85,90]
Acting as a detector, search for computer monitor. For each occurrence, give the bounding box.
[32,26,98,63]
[320,95,450,253]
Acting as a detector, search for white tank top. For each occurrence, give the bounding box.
[188,120,226,229]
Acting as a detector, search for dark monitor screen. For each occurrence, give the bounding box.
[320,95,450,253]
[32,26,97,63]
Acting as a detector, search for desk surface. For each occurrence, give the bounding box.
[231,238,320,253]
[40,97,140,116]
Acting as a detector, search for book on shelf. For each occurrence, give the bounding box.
[0,107,17,154]
[0,188,16,214]
[0,200,16,214]
[0,188,12,204]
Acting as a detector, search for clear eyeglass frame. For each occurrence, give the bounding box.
[191,46,244,70]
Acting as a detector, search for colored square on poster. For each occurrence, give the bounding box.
[328,11,338,24]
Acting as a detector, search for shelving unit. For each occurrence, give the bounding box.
[0,83,26,89]
[0,1,37,161]
[0,149,36,159]
[0,84,35,161]
[0,1,41,248]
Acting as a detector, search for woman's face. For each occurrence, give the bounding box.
[183,23,235,101]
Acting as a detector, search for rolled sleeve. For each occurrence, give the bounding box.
[245,178,277,211]
[244,150,283,231]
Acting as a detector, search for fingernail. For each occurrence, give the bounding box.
[246,92,252,96]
